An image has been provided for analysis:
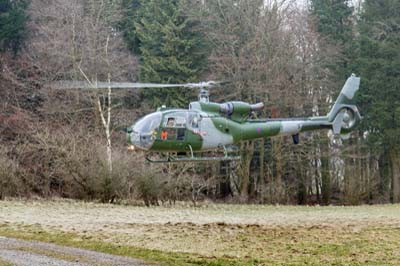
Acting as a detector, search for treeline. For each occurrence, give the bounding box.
[0,0,399,205]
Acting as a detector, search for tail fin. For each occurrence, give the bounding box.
[328,74,361,135]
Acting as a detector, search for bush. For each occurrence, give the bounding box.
[0,148,22,199]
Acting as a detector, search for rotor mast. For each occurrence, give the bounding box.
[198,88,210,103]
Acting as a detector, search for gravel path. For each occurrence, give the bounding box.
[0,236,148,266]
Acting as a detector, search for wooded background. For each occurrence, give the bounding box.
[1,0,399,205]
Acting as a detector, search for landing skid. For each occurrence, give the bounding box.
[146,155,241,163]
[145,145,241,163]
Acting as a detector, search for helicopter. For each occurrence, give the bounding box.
[59,74,361,163]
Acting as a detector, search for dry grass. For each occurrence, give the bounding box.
[0,258,13,266]
[1,199,400,265]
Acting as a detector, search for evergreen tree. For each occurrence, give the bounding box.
[356,0,400,202]
[121,0,142,54]
[309,0,356,204]
[0,0,28,54]
[124,0,208,107]
[309,0,355,80]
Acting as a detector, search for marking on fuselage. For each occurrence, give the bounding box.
[280,121,302,135]
[192,129,207,136]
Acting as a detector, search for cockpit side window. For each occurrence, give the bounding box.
[188,112,201,129]
[164,112,186,128]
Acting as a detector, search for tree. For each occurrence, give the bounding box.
[200,0,331,203]
[0,0,28,54]
[309,0,362,204]
[26,0,137,201]
[309,0,355,81]
[356,0,400,202]
[121,0,142,54]
[126,0,208,107]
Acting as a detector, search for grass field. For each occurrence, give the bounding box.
[0,258,13,266]
[1,200,400,265]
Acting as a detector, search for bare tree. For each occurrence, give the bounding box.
[26,0,138,186]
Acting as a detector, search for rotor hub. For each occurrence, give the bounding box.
[198,89,210,103]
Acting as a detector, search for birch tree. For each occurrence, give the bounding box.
[27,0,137,199]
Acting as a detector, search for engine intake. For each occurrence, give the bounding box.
[220,101,264,122]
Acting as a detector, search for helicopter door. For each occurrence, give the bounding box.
[163,112,187,142]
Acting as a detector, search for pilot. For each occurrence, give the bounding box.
[161,130,168,140]
[167,117,175,127]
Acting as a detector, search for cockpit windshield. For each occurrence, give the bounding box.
[129,112,162,150]
[132,112,162,134]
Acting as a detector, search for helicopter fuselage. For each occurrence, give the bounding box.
[127,75,361,155]
[127,103,356,153]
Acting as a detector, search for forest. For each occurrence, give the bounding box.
[0,0,399,206]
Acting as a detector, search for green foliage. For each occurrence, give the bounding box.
[356,0,400,151]
[309,0,355,80]
[0,0,28,54]
[353,0,400,202]
[310,0,353,43]
[123,0,208,107]
[121,0,142,54]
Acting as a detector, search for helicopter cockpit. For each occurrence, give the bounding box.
[129,112,162,150]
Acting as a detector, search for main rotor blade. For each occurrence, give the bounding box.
[53,81,222,90]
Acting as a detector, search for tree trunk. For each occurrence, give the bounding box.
[259,138,265,201]
[97,89,113,175]
[240,141,254,202]
[275,140,283,204]
[321,157,331,205]
[390,149,400,203]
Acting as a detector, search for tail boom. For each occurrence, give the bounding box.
[239,74,361,141]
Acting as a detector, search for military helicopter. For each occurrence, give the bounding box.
[59,74,361,163]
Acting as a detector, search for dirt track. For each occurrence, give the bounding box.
[0,236,147,266]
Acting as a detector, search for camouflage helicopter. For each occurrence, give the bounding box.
[61,74,361,163]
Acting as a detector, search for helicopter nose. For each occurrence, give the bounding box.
[130,131,143,150]
[129,131,154,151]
